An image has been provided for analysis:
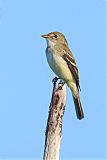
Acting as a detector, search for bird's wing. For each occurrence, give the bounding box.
[61,44,80,89]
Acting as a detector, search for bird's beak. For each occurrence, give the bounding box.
[41,34,49,39]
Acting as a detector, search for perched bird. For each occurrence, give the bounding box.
[41,32,84,120]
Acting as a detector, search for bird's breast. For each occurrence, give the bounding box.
[46,48,73,81]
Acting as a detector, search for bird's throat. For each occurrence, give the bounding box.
[47,39,55,48]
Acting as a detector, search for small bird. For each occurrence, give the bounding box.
[41,32,84,120]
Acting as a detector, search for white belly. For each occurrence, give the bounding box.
[46,51,73,82]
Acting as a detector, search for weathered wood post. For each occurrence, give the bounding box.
[43,79,66,160]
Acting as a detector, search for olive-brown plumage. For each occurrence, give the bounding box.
[42,32,84,120]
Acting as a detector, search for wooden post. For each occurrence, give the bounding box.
[43,79,66,160]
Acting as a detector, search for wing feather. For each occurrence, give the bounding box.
[61,44,80,89]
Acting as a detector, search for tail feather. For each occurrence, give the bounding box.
[73,95,84,120]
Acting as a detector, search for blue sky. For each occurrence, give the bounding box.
[0,0,106,159]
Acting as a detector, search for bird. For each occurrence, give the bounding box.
[41,31,84,120]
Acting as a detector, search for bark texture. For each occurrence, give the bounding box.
[43,80,66,160]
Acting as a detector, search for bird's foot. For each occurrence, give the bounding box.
[59,79,65,85]
[57,80,65,90]
[52,77,60,83]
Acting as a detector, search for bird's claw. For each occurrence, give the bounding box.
[52,77,60,83]
[59,79,65,85]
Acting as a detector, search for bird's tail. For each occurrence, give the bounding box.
[73,95,84,120]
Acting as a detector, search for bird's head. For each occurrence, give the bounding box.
[41,32,68,47]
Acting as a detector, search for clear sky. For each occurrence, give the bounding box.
[0,0,106,160]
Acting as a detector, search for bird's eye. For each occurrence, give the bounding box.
[54,34,58,39]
